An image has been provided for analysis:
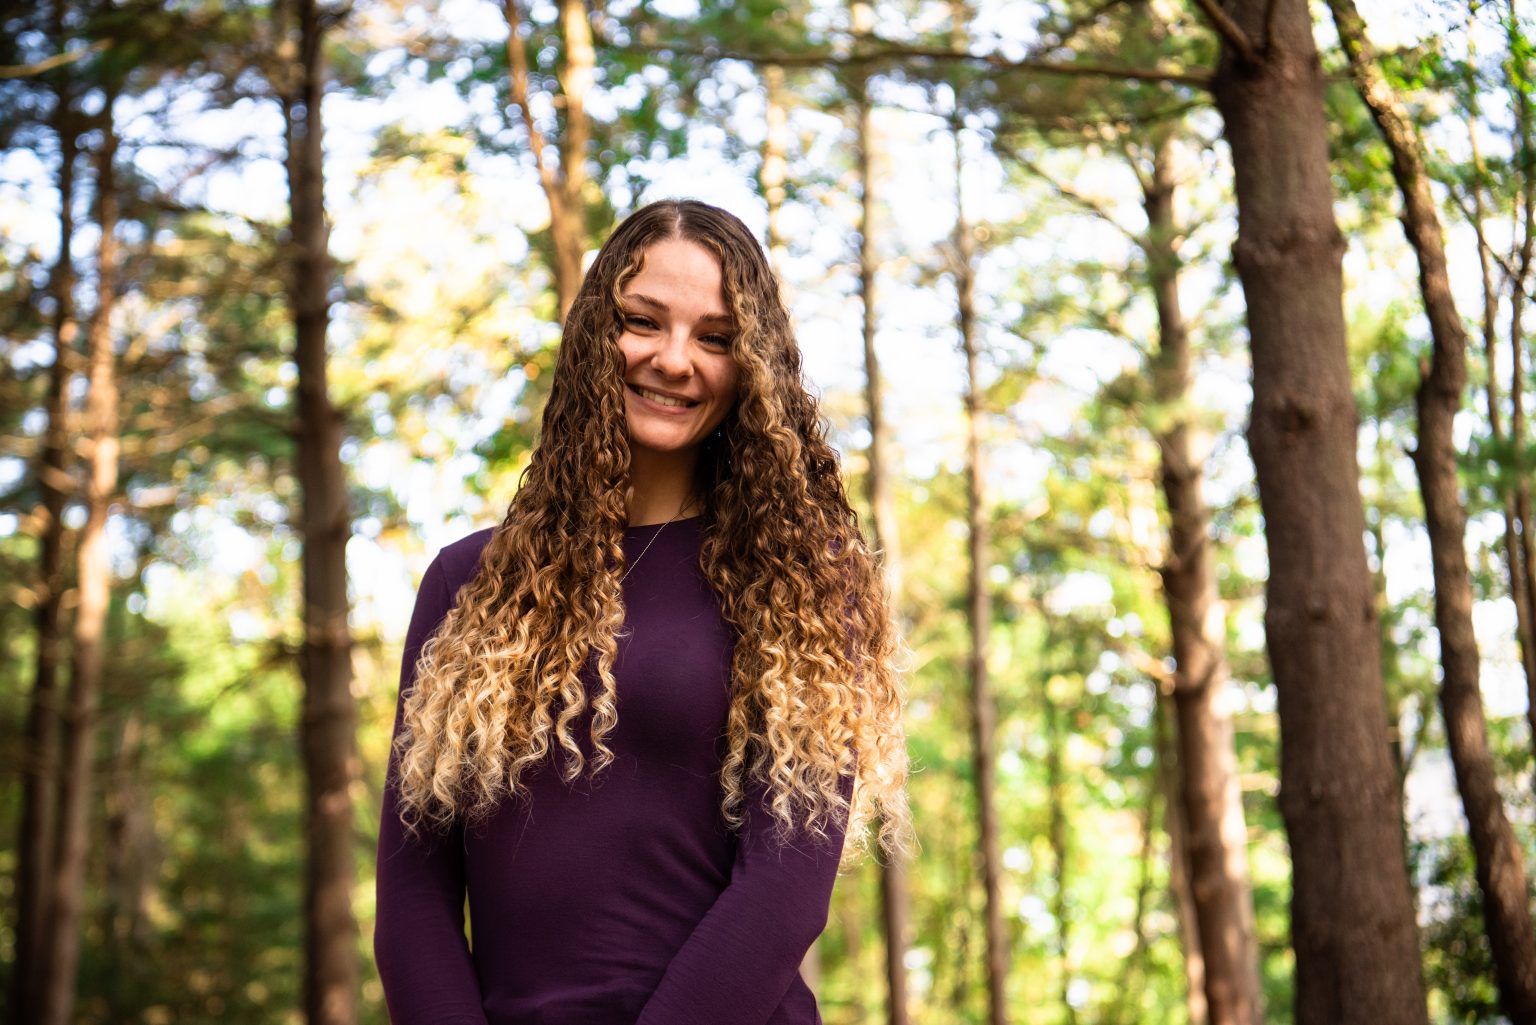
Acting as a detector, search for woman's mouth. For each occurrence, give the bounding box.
[630,384,697,408]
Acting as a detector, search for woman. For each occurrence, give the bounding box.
[375,199,909,1025]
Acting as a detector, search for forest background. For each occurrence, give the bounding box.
[2,0,1534,1023]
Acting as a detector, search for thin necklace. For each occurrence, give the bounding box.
[620,498,691,584]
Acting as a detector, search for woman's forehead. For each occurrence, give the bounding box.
[624,238,729,315]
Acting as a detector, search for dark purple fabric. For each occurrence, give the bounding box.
[374,517,845,1025]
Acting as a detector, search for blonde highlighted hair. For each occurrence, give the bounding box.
[393,199,910,860]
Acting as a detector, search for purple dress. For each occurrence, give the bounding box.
[374,516,846,1025]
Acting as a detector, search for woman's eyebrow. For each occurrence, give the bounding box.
[622,292,734,325]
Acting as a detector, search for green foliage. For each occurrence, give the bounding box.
[3,0,1534,1022]
[1421,828,1504,1025]
[1418,702,1536,1025]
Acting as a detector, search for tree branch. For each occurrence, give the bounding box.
[1031,0,1137,57]
[629,42,1211,87]
[995,140,1135,239]
[1263,0,1282,54]
[0,40,108,79]
[1448,180,1517,283]
[503,0,562,211]
[1189,0,1261,65]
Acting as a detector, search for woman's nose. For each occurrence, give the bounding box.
[650,332,693,378]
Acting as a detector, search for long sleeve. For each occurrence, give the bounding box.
[633,774,850,1025]
[374,555,489,1025]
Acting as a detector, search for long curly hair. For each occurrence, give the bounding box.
[393,199,910,860]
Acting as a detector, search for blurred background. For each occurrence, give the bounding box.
[1,0,1531,1022]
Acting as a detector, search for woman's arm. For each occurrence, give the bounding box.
[374,555,489,1025]
[633,774,850,1025]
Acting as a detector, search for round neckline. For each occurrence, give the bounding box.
[623,513,705,536]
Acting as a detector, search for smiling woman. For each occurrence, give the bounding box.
[373,199,910,1025]
[617,235,741,524]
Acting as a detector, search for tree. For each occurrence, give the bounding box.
[842,3,916,1021]
[951,110,1010,1025]
[1461,4,1536,765]
[985,5,1266,1017]
[1144,127,1263,1025]
[1202,1,1430,1021]
[760,61,790,275]
[503,0,595,321]
[279,0,360,1021]
[41,83,121,1025]
[8,0,78,1016]
[1328,1,1536,1018]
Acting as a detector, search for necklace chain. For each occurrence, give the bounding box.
[620,499,691,584]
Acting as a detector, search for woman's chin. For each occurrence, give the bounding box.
[628,434,706,461]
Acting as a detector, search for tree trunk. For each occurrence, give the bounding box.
[13,50,77,1023]
[103,704,154,1023]
[1468,83,1536,760]
[40,105,120,1025]
[953,113,1009,1025]
[1158,693,1210,1025]
[759,61,823,992]
[103,559,156,1023]
[1205,2,1430,1023]
[1364,394,1418,892]
[1104,713,1159,1025]
[852,13,900,601]
[760,62,790,277]
[872,855,908,1024]
[1504,2,1536,777]
[949,15,1006,1015]
[552,0,591,310]
[849,19,912,1017]
[1044,683,1072,1025]
[284,2,360,1022]
[1143,131,1264,1025]
[504,0,591,321]
[1470,104,1536,780]
[1328,3,1536,1017]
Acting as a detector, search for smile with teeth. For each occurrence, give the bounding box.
[631,384,697,408]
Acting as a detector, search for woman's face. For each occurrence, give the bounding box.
[618,236,741,462]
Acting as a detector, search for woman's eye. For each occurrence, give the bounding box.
[624,315,657,331]
[701,334,734,348]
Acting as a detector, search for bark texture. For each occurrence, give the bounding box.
[284,2,360,1022]
[1206,2,1430,1022]
[1143,133,1263,1025]
[1329,3,1536,1018]
[13,62,76,1024]
[41,111,120,1025]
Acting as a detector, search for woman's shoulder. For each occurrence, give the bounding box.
[432,526,497,594]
